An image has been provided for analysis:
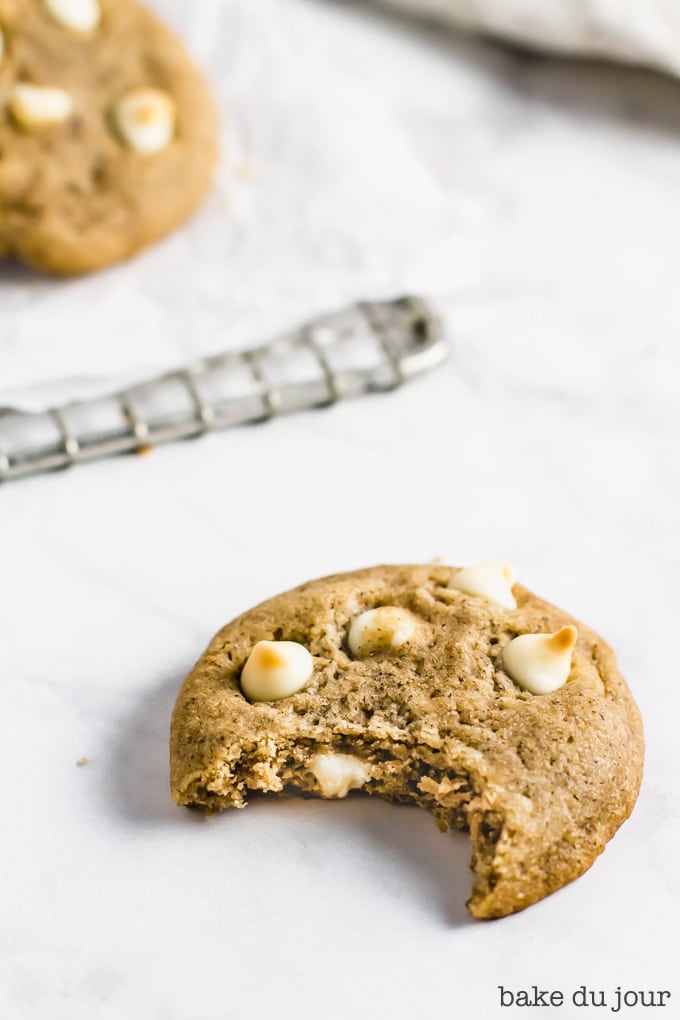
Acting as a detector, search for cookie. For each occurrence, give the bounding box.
[0,0,218,274]
[170,563,644,919]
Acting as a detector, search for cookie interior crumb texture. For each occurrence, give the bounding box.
[170,564,644,919]
[0,0,218,274]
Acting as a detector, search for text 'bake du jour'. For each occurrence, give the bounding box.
[498,986,671,1012]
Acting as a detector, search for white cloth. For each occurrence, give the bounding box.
[381,0,680,76]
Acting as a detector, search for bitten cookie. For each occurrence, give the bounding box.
[170,563,644,919]
[0,0,218,274]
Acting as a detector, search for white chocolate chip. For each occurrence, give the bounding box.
[308,753,370,798]
[9,84,73,130]
[113,89,176,154]
[240,640,313,702]
[448,560,517,609]
[502,626,577,695]
[348,606,416,658]
[44,0,100,33]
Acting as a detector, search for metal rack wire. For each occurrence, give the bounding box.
[0,295,446,483]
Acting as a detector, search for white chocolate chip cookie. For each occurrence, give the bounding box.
[171,564,643,919]
[0,0,217,274]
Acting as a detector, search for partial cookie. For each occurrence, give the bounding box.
[0,0,218,274]
[170,563,644,919]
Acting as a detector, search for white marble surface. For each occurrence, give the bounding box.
[1,2,679,1018]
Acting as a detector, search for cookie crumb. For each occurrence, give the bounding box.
[76,756,89,767]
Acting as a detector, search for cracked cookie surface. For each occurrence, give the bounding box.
[170,564,643,919]
[0,0,217,274]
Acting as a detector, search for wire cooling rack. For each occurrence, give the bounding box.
[0,296,446,483]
